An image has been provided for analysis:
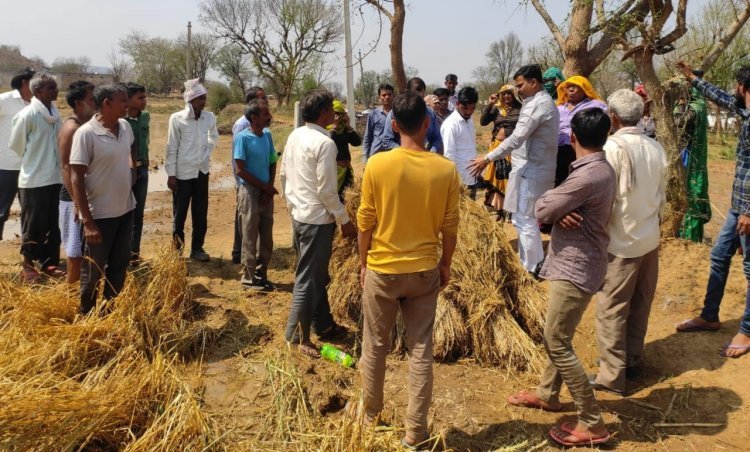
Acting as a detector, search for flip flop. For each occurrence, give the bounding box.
[549,422,611,447]
[676,318,720,332]
[719,343,750,358]
[507,390,562,412]
[42,265,67,279]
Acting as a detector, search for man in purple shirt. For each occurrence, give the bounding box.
[507,108,615,448]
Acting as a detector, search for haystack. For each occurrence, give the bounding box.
[329,181,547,372]
[0,247,223,450]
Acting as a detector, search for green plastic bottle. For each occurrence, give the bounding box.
[320,343,355,368]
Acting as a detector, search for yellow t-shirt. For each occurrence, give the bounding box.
[357,147,460,274]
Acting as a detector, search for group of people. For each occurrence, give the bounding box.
[342,62,750,448]
[0,68,224,314]
[2,57,750,448]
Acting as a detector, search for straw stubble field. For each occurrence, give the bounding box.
[1,95,750,450]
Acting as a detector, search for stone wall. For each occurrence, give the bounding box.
[0,71,115,90]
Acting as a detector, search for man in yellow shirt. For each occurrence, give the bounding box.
[356,91,460,449]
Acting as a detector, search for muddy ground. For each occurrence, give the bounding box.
[0,96,747,451]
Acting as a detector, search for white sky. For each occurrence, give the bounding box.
[0,0,710,87]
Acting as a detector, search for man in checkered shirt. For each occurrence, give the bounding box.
[675,61,750,358]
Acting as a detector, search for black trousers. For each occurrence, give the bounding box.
[555,144,575,187]
[18,184,61,267]
[0,169,19,240]
[80,210,134,314]
[172,172,209,252]
[130,165,149,258]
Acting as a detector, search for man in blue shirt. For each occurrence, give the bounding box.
[234,99,278,291]
[231,86,268,263]
[362,83,393,161]
[379,77,444,156]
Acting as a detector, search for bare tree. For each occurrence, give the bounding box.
[212,43,256,91]
[360,0,406,91]
[50,56,91,73]
[485,32,524,85]
[200,0,343,106]
[108,48,133,83]
[176,32,218,81]
[525,37,564,72]
[120,31,182,94]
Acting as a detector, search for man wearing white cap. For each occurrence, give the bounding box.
[165,78,218,261]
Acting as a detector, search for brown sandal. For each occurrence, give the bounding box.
[42,265,67,279]
[507,390,562,412]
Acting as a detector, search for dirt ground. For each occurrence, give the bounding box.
[1,96,748,450]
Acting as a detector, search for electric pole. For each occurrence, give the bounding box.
[343,0,356,126]
[186,21,192,80]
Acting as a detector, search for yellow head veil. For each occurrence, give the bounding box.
[556,75,602,106]
[497,84,522,116]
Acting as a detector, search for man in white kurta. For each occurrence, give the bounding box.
[0,68,33,241]
[441,86,479,191]
[469,65,559,274]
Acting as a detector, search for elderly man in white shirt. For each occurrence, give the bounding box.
[469,64,559,275]
[8,72,65,282]
[580,89,666,395]
[442,86,479,197]
[165,79,218,262]
[0,68,34,242]
[280,89,357,358]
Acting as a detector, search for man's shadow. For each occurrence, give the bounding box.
[440,385,741,450]
[637,317,741,385]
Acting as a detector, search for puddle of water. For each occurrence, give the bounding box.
[2,162,236,241]
[148,162,235,192]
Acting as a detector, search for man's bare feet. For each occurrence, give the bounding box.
[720,332,750,358]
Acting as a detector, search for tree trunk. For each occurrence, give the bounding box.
[715,103,725,145]
[562,1,594,77]
[634,50,685,237]
[390,0,406,92]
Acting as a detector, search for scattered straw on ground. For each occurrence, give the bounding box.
[0,247,223,450]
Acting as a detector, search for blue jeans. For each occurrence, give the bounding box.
[701,210,750,334]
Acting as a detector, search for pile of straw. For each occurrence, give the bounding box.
[329,183,547,371]
[0,247,223,450]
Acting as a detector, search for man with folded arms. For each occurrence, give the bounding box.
[356,91,459,449]
[507,109,615,448]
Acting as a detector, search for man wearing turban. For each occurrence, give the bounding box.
[165,78,219,262]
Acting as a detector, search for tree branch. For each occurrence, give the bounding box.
[363,0,393,21]
[529,0,566,50]
[700,0,750,71]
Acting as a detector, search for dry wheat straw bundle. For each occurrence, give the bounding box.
[328,180,547,371]
[0,246,223,450]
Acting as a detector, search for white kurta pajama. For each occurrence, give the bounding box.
[486,90,559,271]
